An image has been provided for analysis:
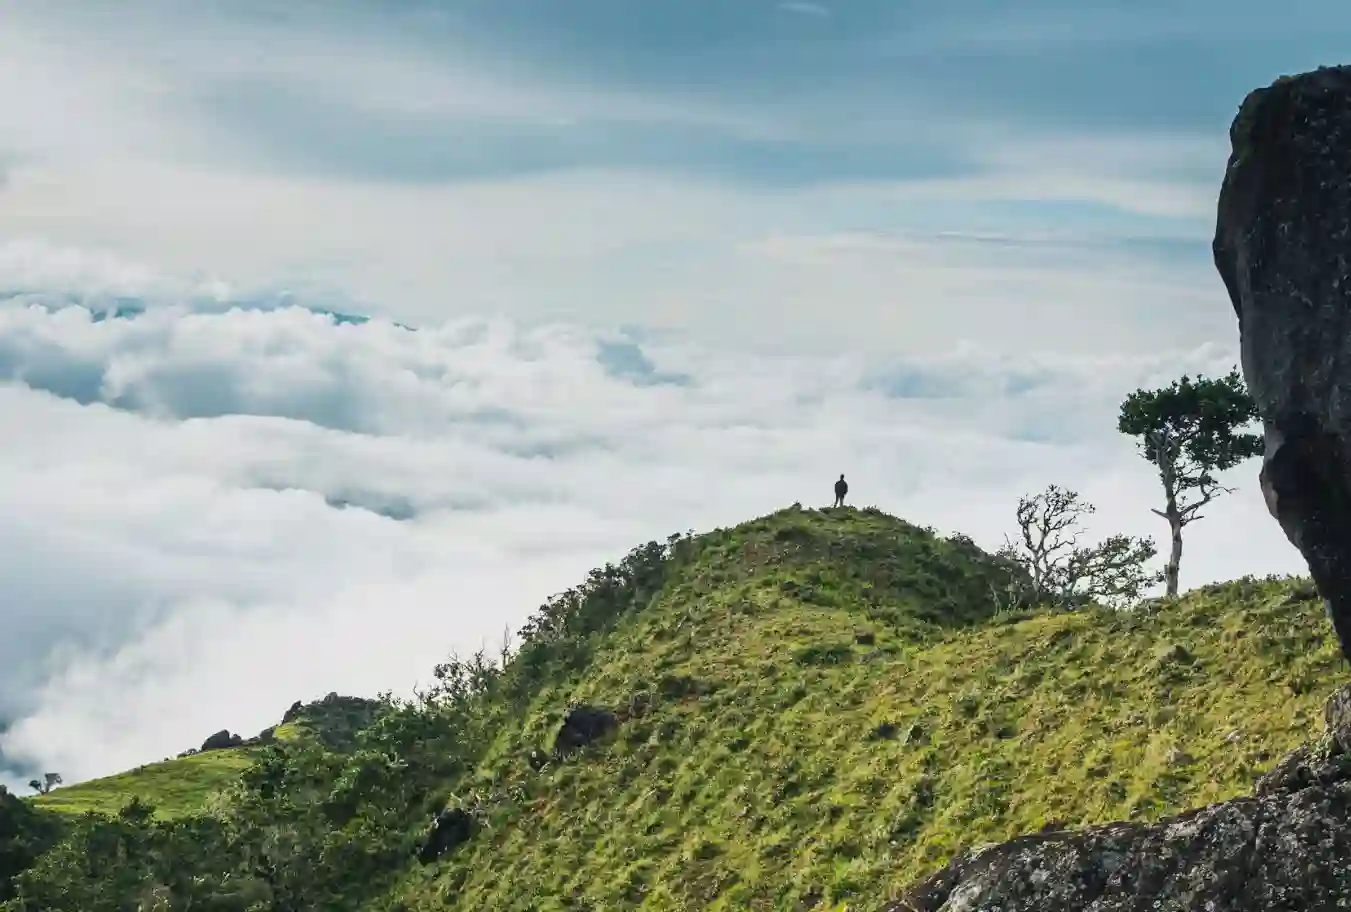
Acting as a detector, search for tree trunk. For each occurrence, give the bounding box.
[1153,430,1185,599]
[1164,504,1183,599]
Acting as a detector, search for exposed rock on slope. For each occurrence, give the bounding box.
[1214,64,1351,666]
[898,685,1351,911]
[551,704,619,756]
[199,730,243,752]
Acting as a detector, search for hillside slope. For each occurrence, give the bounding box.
[397,510,1341,910]
[25,691,384,820]
[3,507,1345,911]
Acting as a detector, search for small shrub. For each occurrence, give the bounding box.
[794,643,853,666]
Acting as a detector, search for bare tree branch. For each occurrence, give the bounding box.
[1005,485,1161,610]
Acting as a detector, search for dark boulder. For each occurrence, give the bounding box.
[417,807,474,865]
[1214,65,1351,666]
[553,704,619,756]
[898,685,1351,910]
[199,730,243,752]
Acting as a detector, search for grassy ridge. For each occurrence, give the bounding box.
[7,507,1346,911]
[27,692,382,821]
[394,511,1342,910]
[30,749,255,820]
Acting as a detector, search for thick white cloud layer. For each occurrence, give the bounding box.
[0,244,1303,788]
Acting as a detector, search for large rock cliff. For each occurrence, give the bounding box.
[1214,65,1351,667]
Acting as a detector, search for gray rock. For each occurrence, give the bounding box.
[897,686,1351,911]
[1326,681,1351,752]
[199,729,243,752]
[1214,65,1351,666]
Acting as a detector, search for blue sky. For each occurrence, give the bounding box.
[77,0,1342,186]
[4,0,1344,354]
[0,1,1337,785]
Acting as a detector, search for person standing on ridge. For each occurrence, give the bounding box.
[833,474,848,508]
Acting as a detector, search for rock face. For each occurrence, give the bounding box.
[897,686,1351,911]
[1214,65,1351,666]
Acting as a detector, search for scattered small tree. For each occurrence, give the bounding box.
[27,773,61,795]
[1118,369,1263,598]
[1001,484,1161,609]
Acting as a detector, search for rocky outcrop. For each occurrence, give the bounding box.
[199,730,243,752]
[897,685,1351,911]
[1214,65,1351,666]
[244,725,277,747]
[278,693,384,751]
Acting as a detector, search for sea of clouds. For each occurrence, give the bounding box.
[0,243,1305,788]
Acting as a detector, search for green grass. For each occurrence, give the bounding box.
[10,506,1347,911]
[24,695,381,820]
[30,749,255,820]
[271,721,304,742]
[387,507,1345,911]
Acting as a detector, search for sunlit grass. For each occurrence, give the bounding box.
[18,506,1342,910]
[30,749,255,820]
[397,508,1342,910]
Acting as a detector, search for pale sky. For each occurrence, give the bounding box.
[1,0,1336,786]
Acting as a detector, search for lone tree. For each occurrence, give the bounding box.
[26,772,61,795]
[1117,369,1262,599]
[1001,484,1160,609]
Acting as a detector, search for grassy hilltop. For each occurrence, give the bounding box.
[2,506,1345,911]
[24,693,383,821]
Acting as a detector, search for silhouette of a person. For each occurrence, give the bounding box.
[834,474,848,508]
